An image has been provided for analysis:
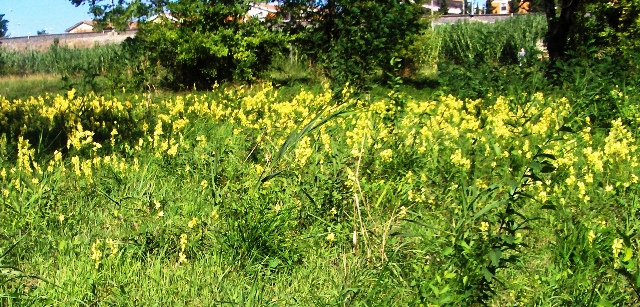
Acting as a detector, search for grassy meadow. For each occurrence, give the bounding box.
[2,15,640,306]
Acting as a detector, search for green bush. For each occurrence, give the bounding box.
[133,0,289,90]
[294,0,424,90]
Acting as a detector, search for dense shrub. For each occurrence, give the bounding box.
[291,0,424,89]
[131,0,289,90]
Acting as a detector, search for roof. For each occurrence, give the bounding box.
[66,20,138,33]
[65,20,94,33]
[148,13,178,23]
[250,3,279,13]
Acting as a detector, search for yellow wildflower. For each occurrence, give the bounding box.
[326,232,336,243]
[188,217,198,229]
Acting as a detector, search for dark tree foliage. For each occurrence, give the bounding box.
[0,14,8,37]
[68,0,287,88]
[439,0,449,14]
[70,0,169,30]
[509,0,520,13]
[518,0,640,63]
[282,0,425,89]
[485,0,494,13]
[130,0,288,88]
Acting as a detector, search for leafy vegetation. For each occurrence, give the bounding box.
[288,0,425,89]
[0,14,7,38]
[2,2,640,304]
[133,0,288,89]
[1,76,640,305]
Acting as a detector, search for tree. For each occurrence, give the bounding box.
[485,0,494,13]
[439,0,449,14]
[128,0,288,88]
[521,0,544,12]
[288,0,425,88]
[509,0,520,13]
[69,0,169,31]
[519,0,640,63]
[37,29,48,35]
[0,14,8,37]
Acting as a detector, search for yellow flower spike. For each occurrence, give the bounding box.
[178,252,187,264]
[326,232,336,243]
[294,136,313,167]
[90,239,102,269]
[188,218,198,229]
[380,149,393,162]
[588,230,596,247]
[167,142,179,157]
[613,238,624,268]
[106,238,119,257]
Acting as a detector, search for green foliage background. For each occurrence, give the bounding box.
[2,1,640,304]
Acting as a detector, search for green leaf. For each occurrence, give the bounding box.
[492,144,502,156]
[558,125,573,133]
[260,170,284,184]
[482,268,493,282]
[442,247,454,256]
[528,161,542,172]
[389,232,423,238]
[524,173,544,183]
[268,258,280,269]
[474,200,506,219]
[488,249,501,267]
[597,299,614,307]
[535,153,556,160]
[540,164,556,174]
[507,180,519,194]
[623,247,633,262]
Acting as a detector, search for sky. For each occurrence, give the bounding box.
[0,0,93,37]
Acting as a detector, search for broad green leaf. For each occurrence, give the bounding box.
[482,268,493,282]
[474,200,506,219]
[488,249,501,267]
[623,247,633,262]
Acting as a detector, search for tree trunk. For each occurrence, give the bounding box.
[543,0,583,63]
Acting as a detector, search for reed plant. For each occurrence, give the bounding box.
[437,14,546,66]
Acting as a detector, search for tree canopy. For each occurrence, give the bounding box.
[70,0,169,30]
[520,0,640,62]
[282,0,425,88]
[0,14,8,38]
[66,0,640,87]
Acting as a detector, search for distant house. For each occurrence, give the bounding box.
[490,0,511,14]
[147,13,178,23]
[423,0,529,14]
[65,20,138,33]
[422,0,467,14]
[247,3,279,21]
[65,20,95,33]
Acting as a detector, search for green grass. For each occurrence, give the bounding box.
[2,15,640,306]
[0,75,67,101]
[1,78,640,306]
